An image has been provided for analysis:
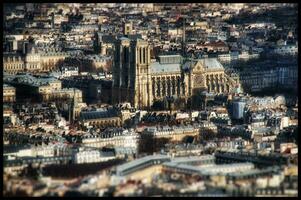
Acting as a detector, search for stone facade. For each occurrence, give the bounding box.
[3,48,68,74]
[3,84,16,103]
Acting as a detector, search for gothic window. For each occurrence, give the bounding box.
[152,78,156,98]
[162,79,166,96]
[139,48,142,64]
[123,47,128,63]
[216,84,220,93]
[143,47,146,64]
[157,79,161,97]
[172,78,176,95]
[177,77,181,96]
[167,78,171,96]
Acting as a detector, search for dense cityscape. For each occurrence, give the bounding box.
[3,3,298,197]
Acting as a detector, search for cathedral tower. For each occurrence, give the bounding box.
[113,37,131,104]
[133,39,152,109]
[112,37,152,109]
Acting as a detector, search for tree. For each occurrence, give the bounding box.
[20,163,39,180]
[55,59,65,71]
[138,134,155,154]
[138,134,171,154]
[182,135,195,144]
[154,138,171,152]
[201,128,217,141]
[152,100,164,110]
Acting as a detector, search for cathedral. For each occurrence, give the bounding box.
[112,37,241,109]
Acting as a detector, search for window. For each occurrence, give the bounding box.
[124,47,128,63]
[143,47,146,64]
[139,48,142,64]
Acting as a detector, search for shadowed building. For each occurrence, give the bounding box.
[4,73,82,103]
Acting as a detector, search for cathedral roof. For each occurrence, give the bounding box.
[150,62,181,74]
[202,58,224,70]
[149,58,224,74]
[182,61,197,71]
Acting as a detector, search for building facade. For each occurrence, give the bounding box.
[40,50,69,72]
[3,84,16,103]
[82,129,139,149]
[3,49,68,74]
[143,125,199,141]
[4,73,82,102]
[3,54,25,74]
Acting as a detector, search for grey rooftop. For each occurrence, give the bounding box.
[116,154,170,174]
[170,155,215,164]
[150,62,181,74]
[202,58,224,70]
[80,108,118,120]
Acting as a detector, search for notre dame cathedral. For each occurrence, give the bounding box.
[111,37,241,109]
[110,23,241,109]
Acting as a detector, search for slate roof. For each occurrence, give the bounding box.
[116,154,170,174]
[80,108,118,121]
[171,155,215,164]
[202,58,224,70]
[5,73,60,87]
[150,62,181,74]
[182,61,197,70]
